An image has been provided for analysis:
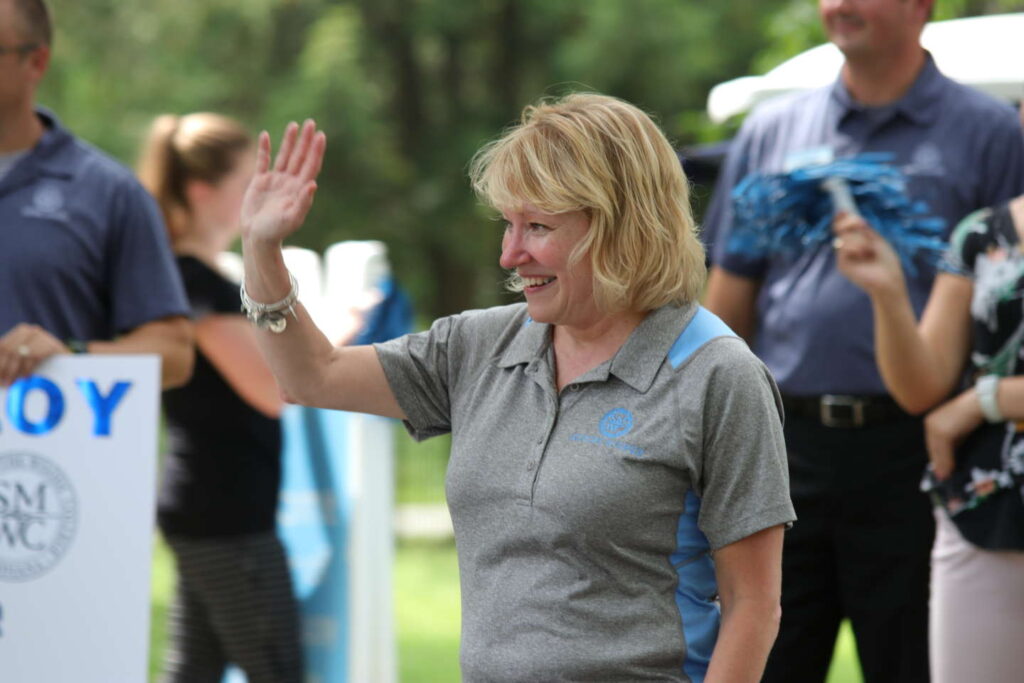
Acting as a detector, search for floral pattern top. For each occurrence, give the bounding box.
[932,202,1024,550]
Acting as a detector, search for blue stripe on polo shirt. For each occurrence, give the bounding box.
[667,307,734,680]
[668,307,737,369]
[672,491,719,682]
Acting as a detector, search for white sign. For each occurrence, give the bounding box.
[0,356,160,683]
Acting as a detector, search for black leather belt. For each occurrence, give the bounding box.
[782,394,908,429]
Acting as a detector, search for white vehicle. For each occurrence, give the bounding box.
[707,12,1024,124]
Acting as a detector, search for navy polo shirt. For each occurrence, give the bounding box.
[703,55,1024,395]
[0,110,188,341]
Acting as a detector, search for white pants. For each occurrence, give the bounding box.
[930,510,1024,683]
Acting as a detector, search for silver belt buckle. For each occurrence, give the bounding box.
[819,395,865,428]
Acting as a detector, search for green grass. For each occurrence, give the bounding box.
[827,621,862,682]
[150,536,862,682]
[395,428,451,504]
[393,540,463,682]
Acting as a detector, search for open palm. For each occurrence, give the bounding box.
[241,120,326,245]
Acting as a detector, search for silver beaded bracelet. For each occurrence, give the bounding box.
[240,272,299,333]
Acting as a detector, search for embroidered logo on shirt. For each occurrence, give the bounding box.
[21,185,69,222]
[570,408,645,457]
[902,142,946,178]
[599,408,634,438]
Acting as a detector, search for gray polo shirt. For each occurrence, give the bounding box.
[703,54,1024,395]
[376,302,794,682]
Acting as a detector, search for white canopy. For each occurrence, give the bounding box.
[707,13,1024,124]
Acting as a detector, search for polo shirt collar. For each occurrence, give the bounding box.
[496,302,697,394]
[496,311,552,369]
[609,303,695,392]
[29,107,76,179]
[829,51,944,127]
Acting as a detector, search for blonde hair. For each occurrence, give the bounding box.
[469,93,705,313]
[137,113,250,245]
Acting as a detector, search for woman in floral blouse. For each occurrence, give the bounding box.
[834,196,1024,683]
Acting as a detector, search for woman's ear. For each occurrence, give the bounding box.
[184,179,214,209]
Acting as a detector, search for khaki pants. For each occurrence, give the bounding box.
[930,510,1024,683]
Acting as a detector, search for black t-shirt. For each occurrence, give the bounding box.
[158,256,282,537]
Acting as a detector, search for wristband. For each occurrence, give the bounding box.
[975,374,1004,423]
[66,338,89,354]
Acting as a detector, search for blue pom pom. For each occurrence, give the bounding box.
[726,154,947,276]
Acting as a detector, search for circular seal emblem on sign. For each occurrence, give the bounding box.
[0,451,78,582]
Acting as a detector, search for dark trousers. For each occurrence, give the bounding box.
[160,532,304,683]
[762,414,934,683]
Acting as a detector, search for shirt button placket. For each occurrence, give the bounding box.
[529,429,547,472]
[526,399,557,501]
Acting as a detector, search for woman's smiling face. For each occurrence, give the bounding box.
[498,204,597,328]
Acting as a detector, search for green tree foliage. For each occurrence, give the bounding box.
[37,0,1022,318]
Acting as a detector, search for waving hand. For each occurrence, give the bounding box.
[241,120,326,246]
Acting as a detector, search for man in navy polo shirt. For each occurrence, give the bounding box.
[703,1,1024,681]
[0,0,192,388]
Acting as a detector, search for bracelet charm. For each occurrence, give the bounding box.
[240,273,299,333]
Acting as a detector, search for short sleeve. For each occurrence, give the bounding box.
[177,257,242,319]
[976,113,1024,210]
[374,315,457,441]
[694,340,795,550]
[105,178,189,333]
[703,122,750,262]
[704,119,770,278]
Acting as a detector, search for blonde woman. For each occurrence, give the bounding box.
[240,94,794,682]
[138,113,303,683]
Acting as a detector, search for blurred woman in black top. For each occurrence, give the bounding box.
[138,112,302,683]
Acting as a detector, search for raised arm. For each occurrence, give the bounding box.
[239,120,404,419]
[834,213,971,414]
